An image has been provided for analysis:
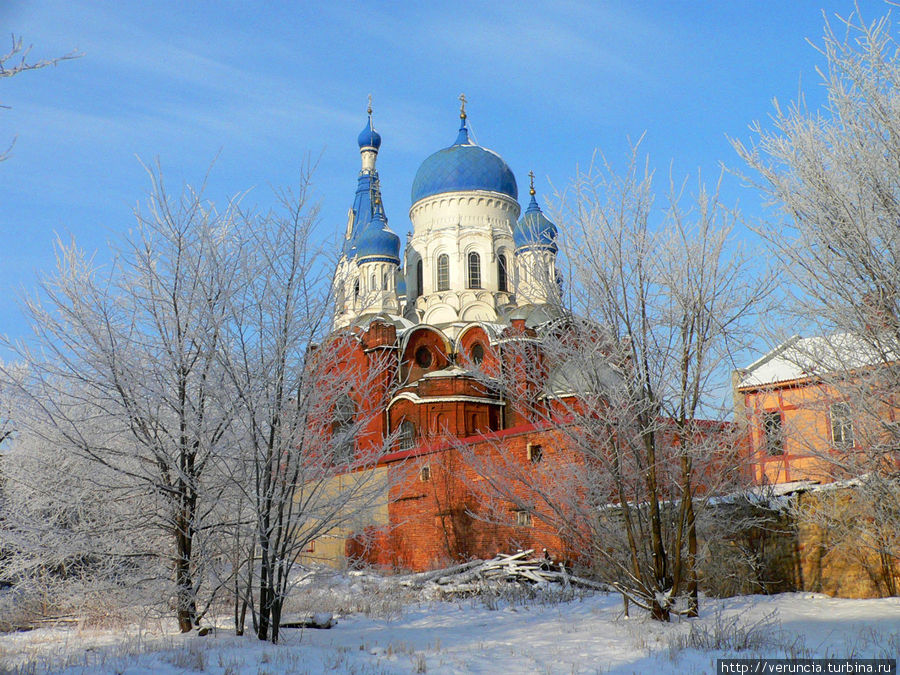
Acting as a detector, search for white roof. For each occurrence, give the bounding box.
[738,333,889,389]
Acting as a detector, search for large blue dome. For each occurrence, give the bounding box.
[411,119,517,205]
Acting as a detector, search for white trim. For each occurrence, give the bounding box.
[388,391,505,409]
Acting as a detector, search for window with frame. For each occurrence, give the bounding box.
[471,342,485,365]
[331,393,356,463]
[419,465,431,482]
[762,411,783,456]
[831,402,854,447]
[498,253,508,292]
[527,444,543,464]
[416,260,423,298]
[353,279,360,300]
[515,510,532,527]
[437,254,450,291]
[467,252,481,289]
[399,420,416,452]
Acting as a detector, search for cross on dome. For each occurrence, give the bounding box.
[459,93,467,119]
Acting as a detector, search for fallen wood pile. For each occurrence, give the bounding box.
[399,550,612,594]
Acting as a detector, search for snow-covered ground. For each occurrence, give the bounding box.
[2,574,898,675]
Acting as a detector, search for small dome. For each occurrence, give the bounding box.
[355,208,400,262]
[358,115,382,150]
[514,192,557,253]
[411,117,517,205]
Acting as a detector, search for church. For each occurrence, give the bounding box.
[315,99,585,570]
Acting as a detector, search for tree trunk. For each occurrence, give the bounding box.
[175,528,197,632]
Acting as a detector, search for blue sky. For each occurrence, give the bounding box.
[0,1,894,356]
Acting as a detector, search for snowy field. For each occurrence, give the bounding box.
[2,572,898,675]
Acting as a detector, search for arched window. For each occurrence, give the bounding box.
[498,253,508,292]
[467,252,481,289]
[437,254,450,291]
[399,420,416,452]
[416,260,423,298]
[471,342,485,365]
[331,393,356,463]
[354,279,360,300]
[383,271,388,290]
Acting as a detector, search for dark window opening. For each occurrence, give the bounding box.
[498,254,508,292]
[471,342,485,365]
[516,510,532,527]
[353,279,360,300]
[416,260,423,298]
[419,465,431,482]
[467,252,481,289]
[763,411,783,456]
[414,345,433,368]
[528,444,543,463]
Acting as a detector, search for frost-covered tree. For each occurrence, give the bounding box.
[1,165,398,636]
[1,34,80,161]
[1,167,243,632]
[218,175,395,643]
[463,148,764,620]
[734,6,900,591]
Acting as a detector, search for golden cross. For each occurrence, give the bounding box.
[459,93,467,119]
[528,170,535,195]
[367,94,373,116]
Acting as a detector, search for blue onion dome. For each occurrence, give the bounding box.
[355,200,400,262]
[358,112,382,150]
[410,111,517,205]
[514,174,558,253]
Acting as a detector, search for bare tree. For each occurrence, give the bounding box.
[218,174,396,643]
[1,34,80,161]
[1,165,243,632]
[734,6,900,592]
[463,147,764,620]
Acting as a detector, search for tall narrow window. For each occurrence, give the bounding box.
[416,260,423,298]
[371,273,377,290]
[437,254,450,291]
[762,411,783,456]
[831,402,853,447]
[354,279,360,300]
[332,393,356,463]
[498,254,508,292]
[399,420,416,452]
[467,252,481,289]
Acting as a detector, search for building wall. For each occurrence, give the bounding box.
[739,380,838,484]
[349,426,576,571]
